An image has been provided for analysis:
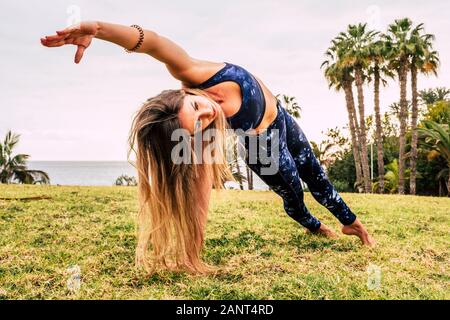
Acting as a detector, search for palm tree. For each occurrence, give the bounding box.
[276,94,302,119]
[368,39,394,193]
[0,130,50,184]
[388,101,412,121]
[433,88,450,101]
[321,58,364,192]
[417,120,450,196]
[384,18,419,194]
[228,136,246,190]
[115,174,137,186]
[409,25,440,195]
[419,87,450,105]
[310,140,335,168]
[372,159,410,194]
[245,165,253,190]
[234,140,243,190]
[333,23,376,193]
[382,110,400,138]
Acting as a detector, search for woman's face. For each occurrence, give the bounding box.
[178,94,218,135]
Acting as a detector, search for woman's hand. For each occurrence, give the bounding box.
[40,21,99,64]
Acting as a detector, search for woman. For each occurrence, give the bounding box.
[41,21,375,274]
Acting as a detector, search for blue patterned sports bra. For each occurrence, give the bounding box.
[194,62,266,131]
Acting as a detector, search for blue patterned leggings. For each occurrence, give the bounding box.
[241,100,357,231]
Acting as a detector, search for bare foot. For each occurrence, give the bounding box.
[306,223,339,239]
[342,219,376,247]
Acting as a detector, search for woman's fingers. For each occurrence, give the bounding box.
[41,36,60,44]
[45,34,65,41]
[74,45,86,64]
[41,38,65,47]
[40,24,89,63]
[57,24,79,36]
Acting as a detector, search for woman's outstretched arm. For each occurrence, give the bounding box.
[41,21,219,85]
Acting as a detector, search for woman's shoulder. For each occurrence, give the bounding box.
[181,60,227,88]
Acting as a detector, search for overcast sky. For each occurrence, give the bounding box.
[1,0,449,161]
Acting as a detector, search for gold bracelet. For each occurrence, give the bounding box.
[125,25,144,53]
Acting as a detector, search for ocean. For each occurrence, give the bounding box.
[28,161,269,190]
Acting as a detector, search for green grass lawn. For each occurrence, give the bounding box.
[0,184,448,299]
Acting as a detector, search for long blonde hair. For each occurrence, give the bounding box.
[128,88,233,274]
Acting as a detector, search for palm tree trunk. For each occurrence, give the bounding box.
[409,65,419,195]
[246,166,253,190]
[349,85,362,167]
[343,81,364,191]
[354,68,372,193]
[351,99,362,170]
[398,62,408,195]
[447,170,450,197]
[233,139,244,190]
[374,68,385,193]
[447,170,450,196]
